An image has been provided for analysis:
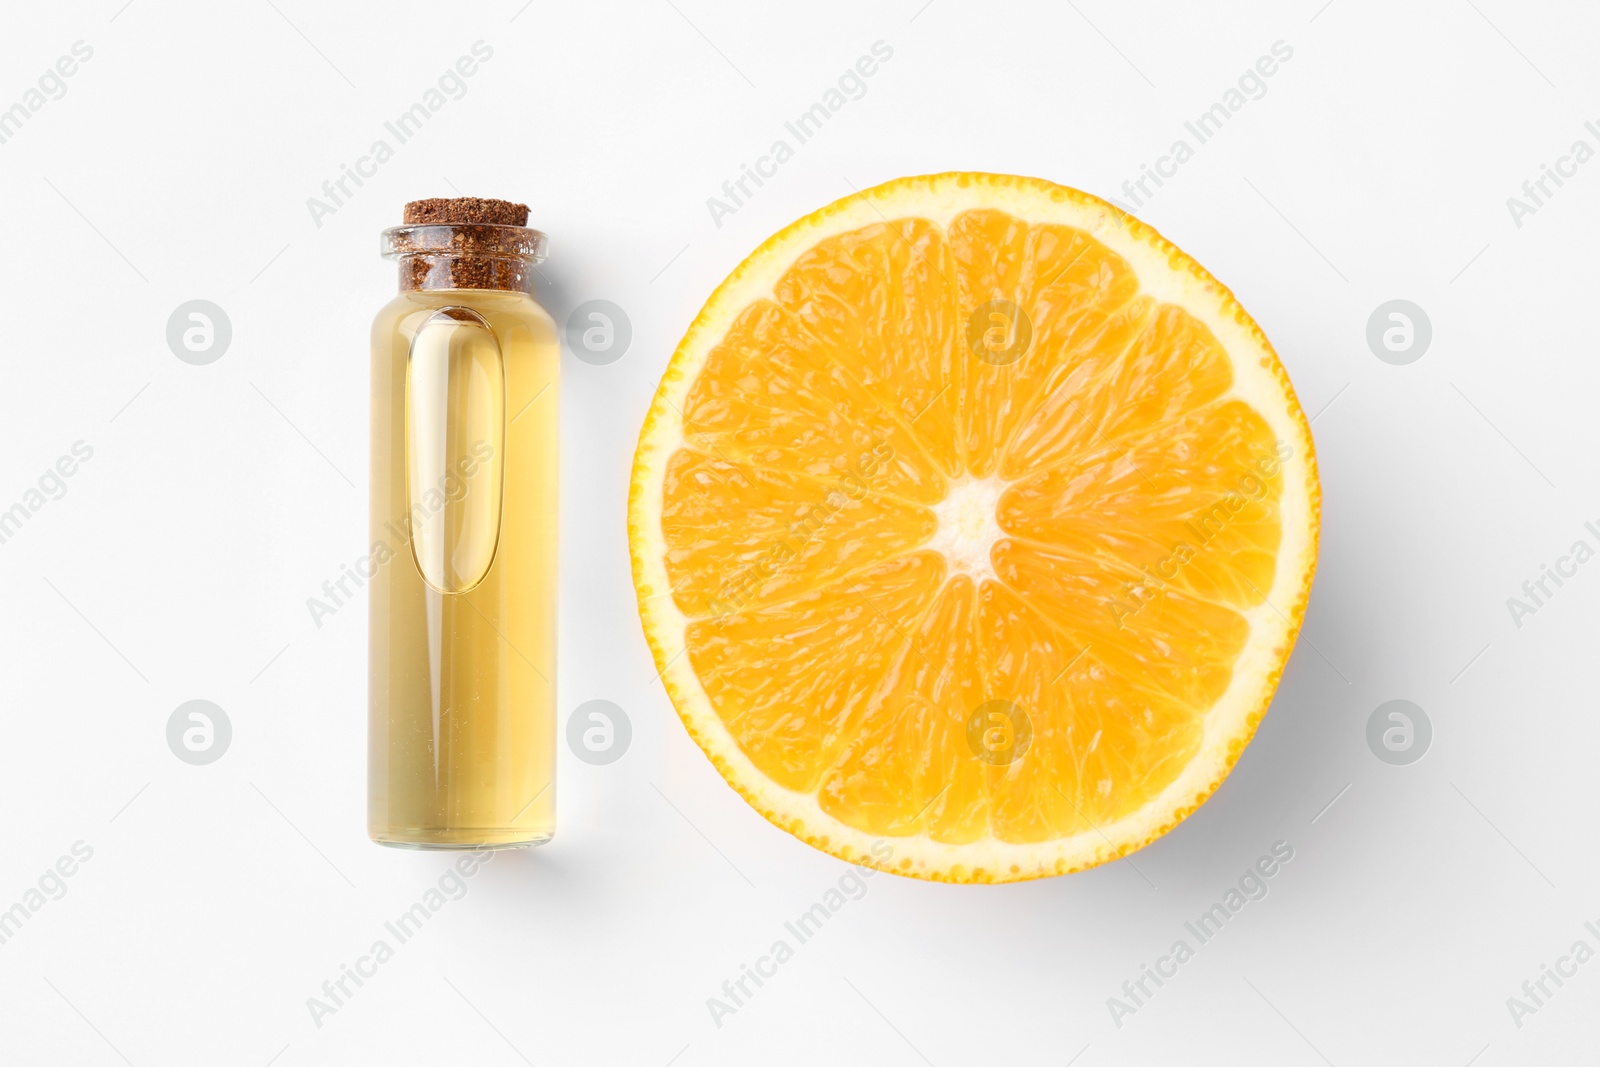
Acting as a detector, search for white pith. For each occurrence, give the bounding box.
[629,174,1320,882]
[928,476,1007,586]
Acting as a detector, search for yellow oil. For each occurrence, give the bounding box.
[368,288,558,848]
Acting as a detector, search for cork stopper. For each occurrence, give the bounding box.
[403,197,529,227]
[384,197,545,294]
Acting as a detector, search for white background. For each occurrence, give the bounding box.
[1,0,1596,1063]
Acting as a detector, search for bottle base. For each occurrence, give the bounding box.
[370,829,554,851]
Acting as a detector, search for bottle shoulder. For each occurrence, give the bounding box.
[373,290,558,348]
[375,289,553,320]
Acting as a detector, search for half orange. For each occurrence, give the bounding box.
[630,173,1319,882]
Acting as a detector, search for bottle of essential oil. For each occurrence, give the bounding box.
[369,197,557,849]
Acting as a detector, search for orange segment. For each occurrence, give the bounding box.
[990,540,1248,712]
[950,212,1146,477]
[682,299,948,504]
[774,219,964,480]
[819,574,990,841]
[660,448,935,617]
[977,580,1200,841]
[999,400,1285,611]
[631,173,1319,882]
[686,553,943,793]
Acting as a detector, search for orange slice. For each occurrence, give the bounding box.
[629,173,1319,882]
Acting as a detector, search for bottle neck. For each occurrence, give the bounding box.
[397,256,535,294]
[382,223,547,296]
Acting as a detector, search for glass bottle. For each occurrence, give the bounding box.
[368,199,557,849]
